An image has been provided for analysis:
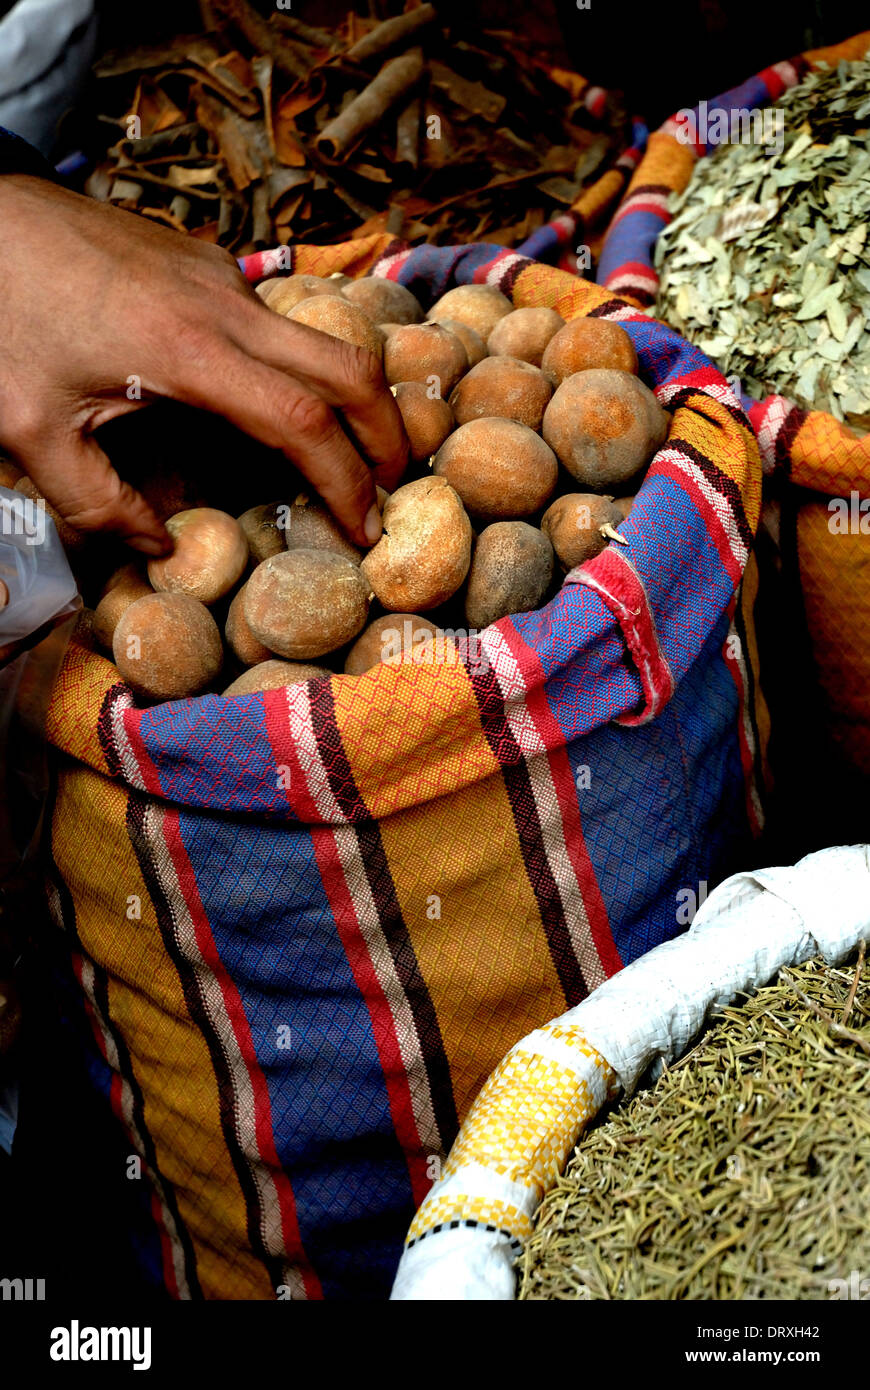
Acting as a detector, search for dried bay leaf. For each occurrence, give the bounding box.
[795,282,843,320]
[657,54,870,423]
[826,298,849,340]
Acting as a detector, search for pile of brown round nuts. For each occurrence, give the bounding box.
[77,276,668,702]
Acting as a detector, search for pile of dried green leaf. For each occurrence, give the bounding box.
[518,948,870,1300]
[84,0,623,252]
[656,57,870,429]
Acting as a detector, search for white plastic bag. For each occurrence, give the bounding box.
[0,486,78,644]
[0,0,97,154]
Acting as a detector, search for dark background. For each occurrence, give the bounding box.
[92,0,863,124]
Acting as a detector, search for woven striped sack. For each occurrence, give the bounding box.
[44,237,765,1300]
[596,29,870,837]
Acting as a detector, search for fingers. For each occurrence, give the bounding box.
[173,346,383,547]
[230,308,409,492]
[17,433,170,555]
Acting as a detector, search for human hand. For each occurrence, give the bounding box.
[0,175,408,554]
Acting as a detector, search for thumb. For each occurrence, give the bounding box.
[17,431,169,556]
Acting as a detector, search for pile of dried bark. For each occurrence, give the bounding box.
[84,0,626,252]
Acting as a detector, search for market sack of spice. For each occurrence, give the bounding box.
[42,217,767,1298]
[596,30,870,852]
[390,844,870,1301]
[518,946,870,1303]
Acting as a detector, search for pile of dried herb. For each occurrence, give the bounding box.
[83,0,623,252]
[655,57,870,429]
[518,948,870,1300]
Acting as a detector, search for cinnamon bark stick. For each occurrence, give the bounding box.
[346,5,436,63]
[317,49,424,161]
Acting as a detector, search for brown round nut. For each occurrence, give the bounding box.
[113,593,223,701]
[448,357,552,431]
[223,660,331,696]
[258,274,346,315]
[541,493,625,570]
[432,417,558,522]
[244,550,370,659]
[360,476,472,612]
[94,564,152,648]
[435,318,488,368]
[392,382,455,464]
[288,295,385,360]
[541,317,638,386]
[147,508,248,604]
[344,614,454,675]
[225,585,273,666]
[487,307,565,367]
[542,369,668,490]
[384,322,468,397]
[464,521,554,629]
[237,501,287,564]
[342,277,424,325]
[427,284,512,341]
[283,493,362,565]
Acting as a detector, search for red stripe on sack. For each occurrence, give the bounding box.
[584,86,607,119]
[759,65,787,101]
[309,827,431,1209]
[652,456,744,585]
[747,398,773,436]
[472,248,514,282]
[382,250,412,281]
[262,686,319,820]
[604,258,658,285]
[721,596,761,837]
[122,709,164,798]
[160,809,323,1301]
[498,623,622,976]
[613,198,670,227]
[572,547,675,726]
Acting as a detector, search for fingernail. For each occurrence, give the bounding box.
[130,534,170,556]
[363,505,382,545]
